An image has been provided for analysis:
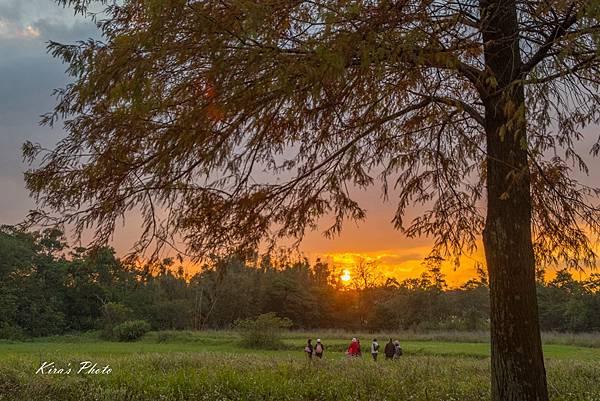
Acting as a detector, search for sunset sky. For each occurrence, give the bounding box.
[1,0,598,286]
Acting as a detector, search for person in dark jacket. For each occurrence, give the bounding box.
[305,338,314,359]
[384,338,395,360]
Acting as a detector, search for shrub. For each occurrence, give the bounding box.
[0,323,26,341]
[234,313,292,349]
[112,320,151,342]
[101,302,133,339]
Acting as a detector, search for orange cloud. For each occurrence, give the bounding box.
[0,20,40,39]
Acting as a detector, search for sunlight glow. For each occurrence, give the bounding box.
[340,269,351,282]
[322,249,488,287]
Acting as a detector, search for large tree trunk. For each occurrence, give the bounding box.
[480,1,549,401]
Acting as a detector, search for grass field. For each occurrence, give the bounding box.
[1,331,599,401]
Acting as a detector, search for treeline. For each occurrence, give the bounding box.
[1,225,599,339]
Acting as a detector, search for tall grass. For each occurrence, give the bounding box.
[540,331,600,348]
[1,331,599,401]
[144,329,600,348]
[285,329,600,348]
[4,329,600,348]
[1,352,598,401]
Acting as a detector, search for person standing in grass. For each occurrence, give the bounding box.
[371,338,379,361]
[305,338,314,359]
[394,340,403,359]
[384,338,395,360]
[314,339,325,359]
[346,338,359,357]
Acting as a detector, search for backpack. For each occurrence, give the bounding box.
[315,344,323,353]
[373,342,379,351]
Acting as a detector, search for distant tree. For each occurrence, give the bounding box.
[453,279,490,331]
[462,262,488,289]
[421,253,448,291]
[352,258,382,289]
[1,225,598,336]
[537,269,600,332]
[25,2,600,399]
[63,248,107,330]
[264,266,319,327]
[312,258,332,287]
[0,226,36,337]
[585,273,600,293]
[350,258,383,327]
[0,226,69,336]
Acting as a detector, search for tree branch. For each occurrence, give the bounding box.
[521,6,577,75]
[426,95,485,126]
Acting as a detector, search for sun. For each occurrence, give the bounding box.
[340,269,351,283]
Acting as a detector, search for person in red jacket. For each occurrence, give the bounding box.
[346,338,360,357]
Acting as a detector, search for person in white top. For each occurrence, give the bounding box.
[314,338,325,358]
[371,338,379,361]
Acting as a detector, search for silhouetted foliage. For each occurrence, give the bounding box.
[1,226,598,339]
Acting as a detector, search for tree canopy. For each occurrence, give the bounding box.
[24,0,600,266]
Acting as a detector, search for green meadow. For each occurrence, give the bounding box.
[1,331,599,401]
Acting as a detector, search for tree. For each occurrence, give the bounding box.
[421,253,448,291]
[350,258,382,326]
[25,1,600,400]
[0,226,69,336]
